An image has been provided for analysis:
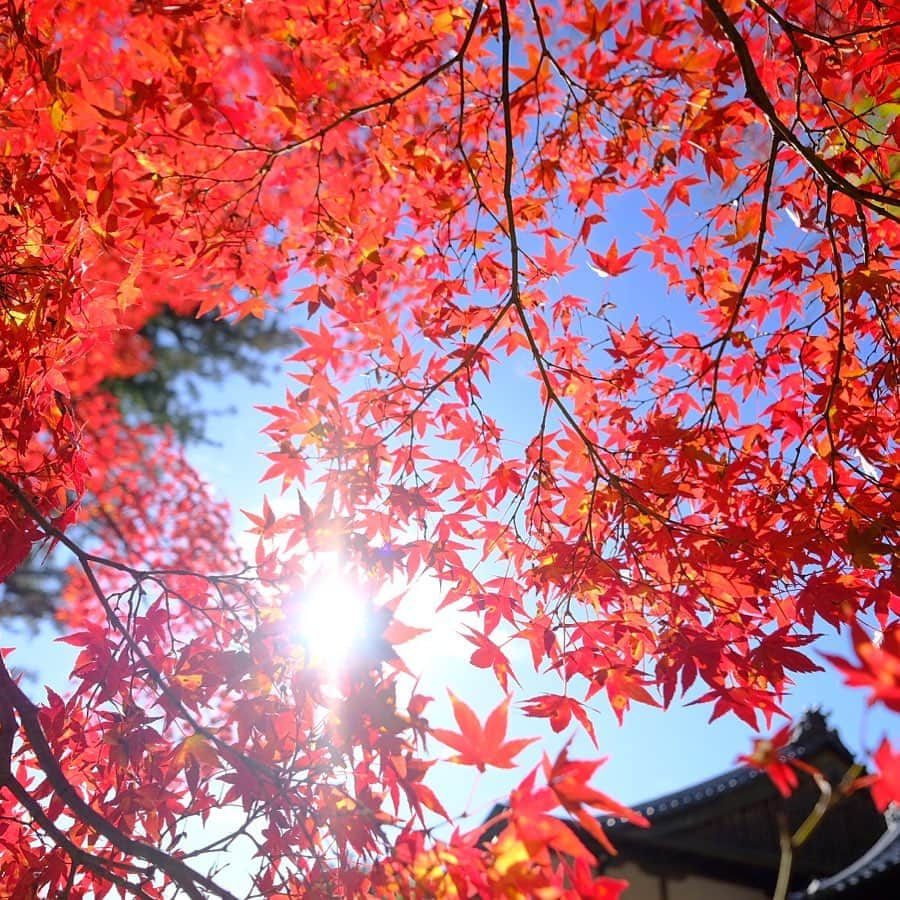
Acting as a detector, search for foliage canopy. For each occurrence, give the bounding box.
[0,0,898,895]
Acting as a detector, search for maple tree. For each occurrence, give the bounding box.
[0,0,898,896]
[1,308,293,624]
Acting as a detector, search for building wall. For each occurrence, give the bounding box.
[609,861,770,900]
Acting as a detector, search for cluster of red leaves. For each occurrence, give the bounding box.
[823,624,900,810]
[824,623,900,714]
[378,734,642,899]
[0,0,898,895]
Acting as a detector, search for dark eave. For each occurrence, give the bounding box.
[606,709,855,831]
[789,817,900,897]
[483,709,887,894]
[585,710,886,889]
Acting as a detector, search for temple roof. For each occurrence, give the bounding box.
[789,812,900,897]
[604,709,852,828]
[588,710,886,891]
[482,709,890,895]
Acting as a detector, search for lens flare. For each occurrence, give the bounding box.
[297,572,368,674]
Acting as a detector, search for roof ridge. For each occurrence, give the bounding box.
[606,708,850,827]
[789,815,900,897]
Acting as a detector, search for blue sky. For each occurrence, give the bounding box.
[10,169,894,844]
[180,236,896,825]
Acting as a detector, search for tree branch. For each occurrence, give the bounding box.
[703,0,900,221]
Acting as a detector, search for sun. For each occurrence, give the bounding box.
[296,570,370,675]
[291,560,473,687]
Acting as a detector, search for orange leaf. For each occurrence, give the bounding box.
[431,693,536,772]
[116,249,143,311]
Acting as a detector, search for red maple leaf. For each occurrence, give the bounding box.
[871,739,900,812]
[430,693,536,772]
[544,744,649,855]
[736,722,814,798]
[822,623,900,713]
[587,240,636,278]
[534,236,576,278]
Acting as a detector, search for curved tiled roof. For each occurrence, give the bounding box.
[483,709,890,894]
[789,818,900,897]
[602,708,852,830]
[582,709,887,891]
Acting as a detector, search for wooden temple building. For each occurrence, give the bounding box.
[594,711,898,898]
[491,710,900,898]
